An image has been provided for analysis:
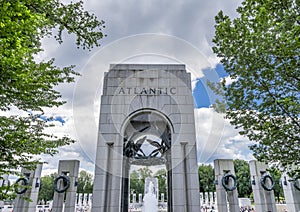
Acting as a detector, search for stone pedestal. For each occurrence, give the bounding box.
[214,159,239,212]
[249,160,276,212]
[52,160,80,212]
[282,173,300,211]
[214,192,217,205]
[14,163,43,212]
[92,64,200,212]
[209,192,214,206]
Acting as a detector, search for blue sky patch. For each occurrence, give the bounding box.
[193,79,211,108]
[193,64,228,108]
[38,115,65,126]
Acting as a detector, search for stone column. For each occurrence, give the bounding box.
[282,173,300,211]
[172,140,200,212]
[161,193,164,203]
[92,141,123,212]
[214,159,239,212]
[78,193,82,207]
[14,163,43,212]
[213,192,217,204]
[75,193,79,205]
[249,160,276,212]
[200,193,203,206]
[205,192,209,206]
[84,193,87,206]
[52,160,80,212]
[138,193,142,204]
[214,191,217,210]
[88,193,92,206]
[133,193,136,204]
[209,192,214,207]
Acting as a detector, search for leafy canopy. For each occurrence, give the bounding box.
[233,159,252,198]
[130,167,153,196]
[77,170,93,194]
[198,164,215,192]
[0,0,105,198]
[38,173,57,202]
[212,0,299,175]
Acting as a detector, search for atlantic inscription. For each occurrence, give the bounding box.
[117,87,176,95]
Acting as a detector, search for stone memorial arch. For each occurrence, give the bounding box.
[92,64,200,212]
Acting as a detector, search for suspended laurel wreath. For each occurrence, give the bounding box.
[123,113,172,166]
[53,175,70,193]
[15,177,29,194]
[260,174,275,191]
[221,173,237,191]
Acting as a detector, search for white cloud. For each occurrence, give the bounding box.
[222,75,238,86]
[41,143,95,176]
[194,108,255,163]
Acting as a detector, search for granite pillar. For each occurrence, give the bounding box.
[14,163,43,212]
[214,159,239,212]
[282,173,300,211]
[249,160,276,212]
[52,160,80,212]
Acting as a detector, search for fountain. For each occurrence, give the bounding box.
[143,178,158,212]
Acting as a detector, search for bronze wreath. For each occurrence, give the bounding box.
[260,174,274,191]
[221,173,237,191]
[53,175,70,193]
[15,177,29,194]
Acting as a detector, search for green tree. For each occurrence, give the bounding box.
[130,167,153,196]
[130,170,144,196]
[212,0,300,175]
[198,164,215,192]
[154,169,167,200]
[38,173,57,202]
[0,0,105,198]
[138,167,153,179]
[77,170,93,194]
[234,159,252,198]
[268,167,284,202]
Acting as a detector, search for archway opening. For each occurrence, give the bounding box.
[121,111,172,212]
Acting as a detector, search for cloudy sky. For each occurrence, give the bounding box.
[38,0,256,176]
